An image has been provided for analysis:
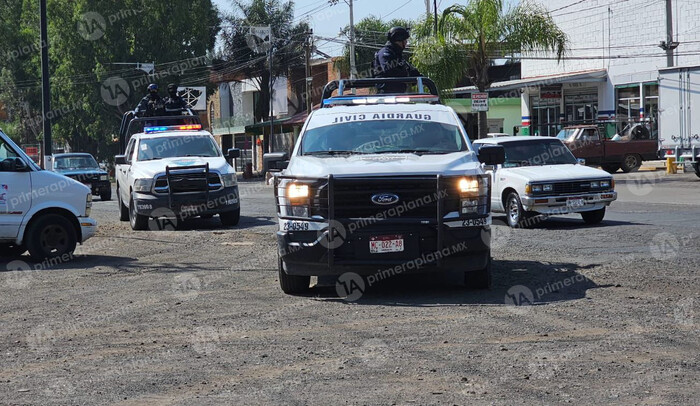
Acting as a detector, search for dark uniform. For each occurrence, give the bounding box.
[164,84,188,115]
[134,84,165,117]
[373,27,421,94]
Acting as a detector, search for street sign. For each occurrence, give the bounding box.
[472,92,489,112]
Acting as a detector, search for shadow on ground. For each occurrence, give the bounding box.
[307,259,609,307]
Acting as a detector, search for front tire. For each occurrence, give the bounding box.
[581,207,606,225]
[129,196,149,231]
[465,254,492,290]
[100,188,112,201]
[278,256,310,294]
[505,192,532,228]
[25,214,77,261]
[220,208,240,227]
[601,163,620,174]
[621,154,641,173]
[117,186,129,221]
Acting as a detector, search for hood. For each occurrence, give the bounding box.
[133,156,231,178]
[501,164,611,182]
[287,152,482,178]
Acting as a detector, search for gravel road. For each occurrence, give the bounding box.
[1,173,698,405]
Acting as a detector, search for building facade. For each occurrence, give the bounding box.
[521,0,700,137]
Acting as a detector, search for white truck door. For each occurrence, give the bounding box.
[117,138,136,203]
[689,67,700,155]
[658,68,684,151]
[0,137,33,240]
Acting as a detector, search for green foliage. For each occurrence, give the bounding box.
[219,0,309,121]
[0,0,221,160]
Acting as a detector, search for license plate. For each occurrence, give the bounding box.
[567,198,586,208]
[283,221,310,231]
[369,235,404,254]
[462,217,492,227]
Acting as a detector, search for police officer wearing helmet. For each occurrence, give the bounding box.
[164,83,188,115]
[373,27,422,94]
[135,84,165,117]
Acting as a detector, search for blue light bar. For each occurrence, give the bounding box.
[145,126,169,133]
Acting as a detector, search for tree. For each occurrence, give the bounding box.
[412,0,568,139]
[219,0,309,123]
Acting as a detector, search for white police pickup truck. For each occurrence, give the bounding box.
[0,129,97,260]
[115,124,241,230]
[473,136,617,228]
[273,78,506,294]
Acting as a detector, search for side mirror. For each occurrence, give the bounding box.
[577,158,586,165]
[115,155,127,165]
[477,145,506,166]
[278,161,289,170]
[227,148,241,159]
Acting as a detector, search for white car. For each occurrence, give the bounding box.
[0,129,97,260]
[115,124,241,230]
[473,136,617,228]
[273,79,506,294]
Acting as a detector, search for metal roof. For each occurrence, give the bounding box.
[451,69,608,94]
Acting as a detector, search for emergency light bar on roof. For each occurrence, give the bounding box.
[320,77,442,108]
[144,124,202,133]
[323,95,440,107]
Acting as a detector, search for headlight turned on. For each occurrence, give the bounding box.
[287,184,310,200]
[287,183,310,218]
[457,176,488,215]
[133,178,154,193]
[100,175,108,181]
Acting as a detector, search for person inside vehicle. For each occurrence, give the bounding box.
[373,27,422,94]
[164,83,188,115]
[134,84,165,117]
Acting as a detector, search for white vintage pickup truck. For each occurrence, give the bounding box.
[473,136,617,228]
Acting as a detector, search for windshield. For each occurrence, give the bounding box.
[502,140,577,167]
[137,136,220,161]
[301,120,467,155]
[556,129,577,141]
[54,155,99,170]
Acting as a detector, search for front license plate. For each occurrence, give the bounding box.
[283,221,310,231]
[462,217,492,227]
[369,235,404,254]
[567,198,586,208]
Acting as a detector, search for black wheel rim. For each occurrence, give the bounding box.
[39,224,69,255]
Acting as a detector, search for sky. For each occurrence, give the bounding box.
[213,0,520,56]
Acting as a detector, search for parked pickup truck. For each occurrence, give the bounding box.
[556,125,658,173]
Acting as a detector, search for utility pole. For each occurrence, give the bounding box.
[665,0,675,67]
[304,29,313,115]
[269,41,274,154]
[349,0,358,79]
[433,0,438,36]
[425,0,431,17]
[39,0,52,169]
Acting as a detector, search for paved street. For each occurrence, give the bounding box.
[1,172,698,405]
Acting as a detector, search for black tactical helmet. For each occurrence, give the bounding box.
[147,83,158,92]
[167,83,177,92]
[387,27,410,42]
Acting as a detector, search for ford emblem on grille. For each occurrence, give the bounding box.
[371,193,400,205]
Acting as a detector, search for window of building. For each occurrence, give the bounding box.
[530,96,561,137]
[644,83,659,139]
[564,93,597,123]
[616,86,641,121]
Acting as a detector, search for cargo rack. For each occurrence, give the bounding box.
[321,77,441,107]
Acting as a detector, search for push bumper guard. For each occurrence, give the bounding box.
[275,174,491,276]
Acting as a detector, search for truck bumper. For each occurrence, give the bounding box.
[79,217,98,243]
[132,186,240,218]
[88,180,111,196]
[278,221,490,277]
[521,191,617,214]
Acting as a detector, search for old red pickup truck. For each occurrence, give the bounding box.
[556,125,658,173]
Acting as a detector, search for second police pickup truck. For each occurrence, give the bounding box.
[115,113,241,230]
[274,78,506,294]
